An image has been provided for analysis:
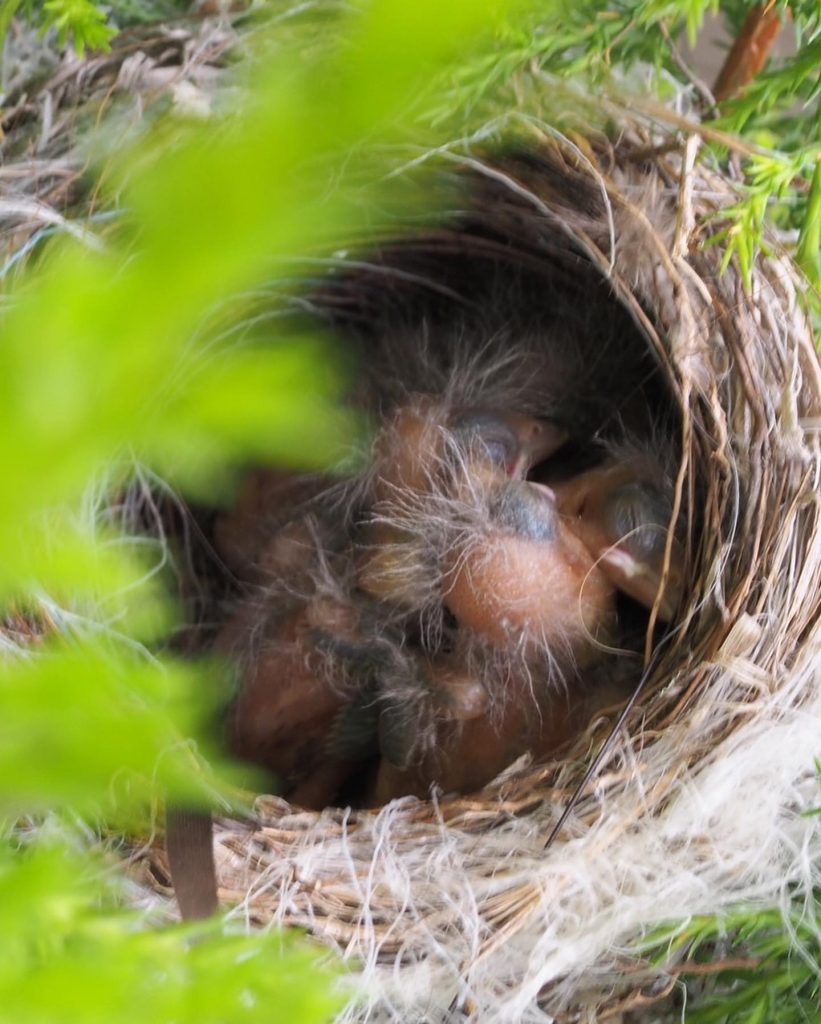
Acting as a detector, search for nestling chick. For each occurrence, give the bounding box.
[371,446,683,802]
[217,513,402,808]
[221,595,357,800]
[370,398,566,499]
[374,400,565,493]
[553,455,684,621]
[442,446,683,655]
[357,401,566,608]
[217,403,683,809]
[443,478,617,659]
[371,659,583,802]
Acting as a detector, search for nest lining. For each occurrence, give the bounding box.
[1,20,819,1024]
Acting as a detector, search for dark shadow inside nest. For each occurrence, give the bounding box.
[155,154,691,829]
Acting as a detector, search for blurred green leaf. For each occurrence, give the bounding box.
[0,842,344,1024]
[0,642,242,818]
[0,0,509,599]
[0,2,516,1019]
[41,0,115,53]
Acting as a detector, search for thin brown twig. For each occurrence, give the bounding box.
[660,21,719,115]
[671,955,762,977]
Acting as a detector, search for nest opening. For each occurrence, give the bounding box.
[181,149,697,816]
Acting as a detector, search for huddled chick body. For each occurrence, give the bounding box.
[215,381,683,809]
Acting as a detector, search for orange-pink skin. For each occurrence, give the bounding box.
[362,400,568,604]
[219,407,683,809]
[372,398,568,499]
[371,398,447,500]
[221,597,361,808]
[443,513,617,655]
[371,668,581,802]
[371,666,637,803]
[553,461,683,621]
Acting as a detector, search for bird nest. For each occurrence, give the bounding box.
[147,135,817,1021]
[3,21,820,1024]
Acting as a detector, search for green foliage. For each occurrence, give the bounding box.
[0,643,235,819]
[428,1,820,298]
[41,0,113,51]
[0,0,195,51]
[0,0,115,55]
[704,147,820,288]
[4,2,818,293]
[647,901,821,1024]
[0,0,513,1019]
[710,12,820,291]
[0,841,343,1024]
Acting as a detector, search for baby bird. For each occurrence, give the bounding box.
[371,659,584,803]
[219,406,683,810]
[442,450,683,654]
[552,456,683,622]
[367,479,613,802]
[371,399,566,499]
[242,406,567,804]
[220,593,357,802]
[443,478,617,659]
[217,511,402,809]
[372,450,684,802]
[357,401,567,608]
[211,470,328,582]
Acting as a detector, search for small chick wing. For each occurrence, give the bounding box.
[371,661,580,802]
